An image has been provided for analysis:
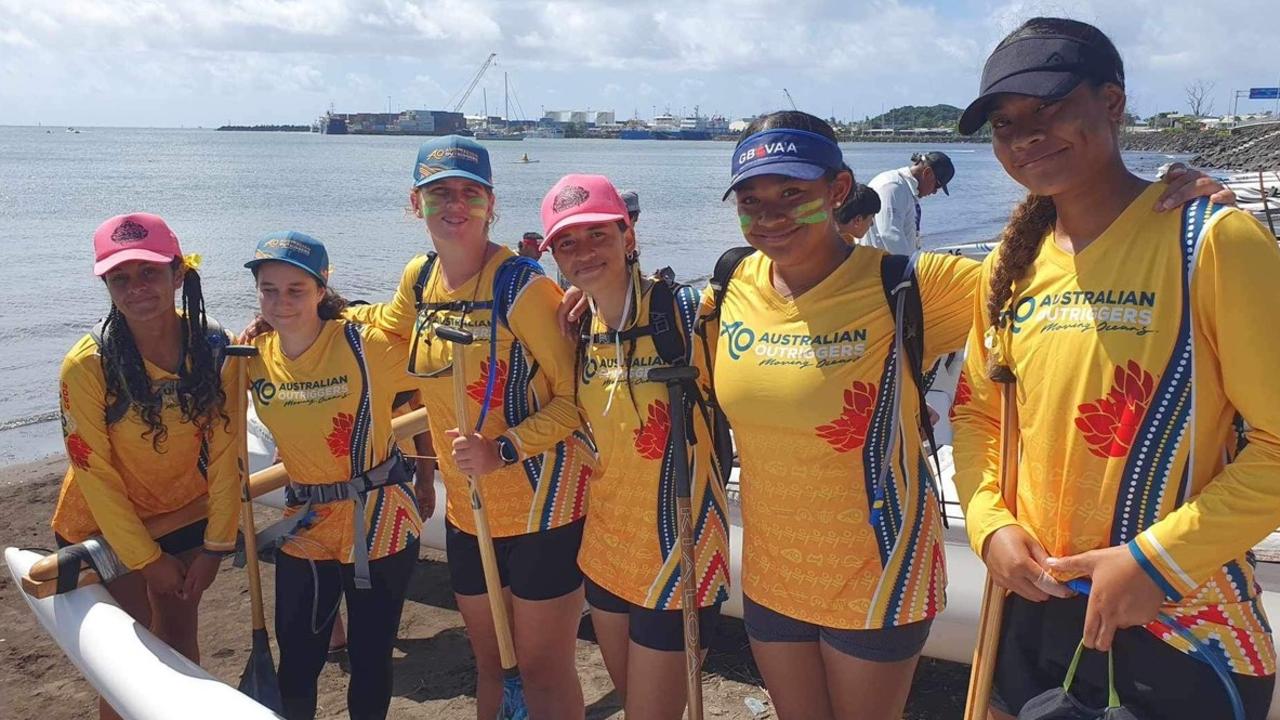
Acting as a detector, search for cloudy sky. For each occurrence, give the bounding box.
[2,0,1278,128]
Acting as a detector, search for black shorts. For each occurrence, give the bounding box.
[584,576,721,652]
[743,594,932,663]
[994,594,1275,720]
[445,518,584,601]
[55,518,208,558]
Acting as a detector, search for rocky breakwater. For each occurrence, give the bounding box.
[1122,125,1280,171]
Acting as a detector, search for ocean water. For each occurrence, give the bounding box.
[0,126,1188,464]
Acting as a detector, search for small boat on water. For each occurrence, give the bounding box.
[513,153,540,164]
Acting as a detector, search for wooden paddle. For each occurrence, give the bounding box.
[224,345,282,711]
[433,325,528,720]
[23,409,429,597]
[963,379,1020,720]
[648,365,706,720]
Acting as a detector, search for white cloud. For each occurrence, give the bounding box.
[0,0,1276,126]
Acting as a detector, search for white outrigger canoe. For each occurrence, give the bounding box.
[8,360,1280,718]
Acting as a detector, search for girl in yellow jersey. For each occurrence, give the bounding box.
[52,213,240,720]
[244,231,426,720]
[951,17,1280,720]
[710,112,978,720]
[345,135,594,719]
[539,174,730,718]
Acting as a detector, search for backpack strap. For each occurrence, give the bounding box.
[880,253,948,524]
[412,252,439,311]
[474,255,545,431]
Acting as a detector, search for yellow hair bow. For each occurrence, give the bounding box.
[182,253,203,271]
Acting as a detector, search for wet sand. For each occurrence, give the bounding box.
[0,456,969,719]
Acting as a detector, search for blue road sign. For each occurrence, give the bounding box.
[1249,88,1280,100]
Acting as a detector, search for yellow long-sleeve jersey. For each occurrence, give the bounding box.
[575,274,729,610]
[346,247,594,538]
[248,320,422,562]
[952,186,1280,676]
[51,328,242,570]
[708,246,978,629]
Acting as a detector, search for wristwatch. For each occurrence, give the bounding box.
[496,435,519,466]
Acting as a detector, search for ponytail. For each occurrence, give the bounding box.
[985,194,1056,382]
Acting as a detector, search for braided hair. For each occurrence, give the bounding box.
[99,260,227,449]
[982,18,1124,382]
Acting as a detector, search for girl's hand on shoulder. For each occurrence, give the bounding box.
[237,315,273,344]
[556,286,588,338]
[1155,163,1236,211]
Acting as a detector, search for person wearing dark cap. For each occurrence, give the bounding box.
[950,17,1276,720]
[620,190,641,225]
[861,151,954,255]
[836,182,881,244]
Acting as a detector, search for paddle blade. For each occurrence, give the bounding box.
[237,627,283,713]
[498,673,528,720]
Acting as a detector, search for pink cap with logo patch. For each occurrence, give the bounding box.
[539,174,630,251]
[92,212,183,276]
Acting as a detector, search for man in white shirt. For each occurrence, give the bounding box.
[860,151,955,255]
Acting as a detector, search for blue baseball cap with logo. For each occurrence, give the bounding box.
[245,231,330,285]
[723,128,845,200]
[412,135,493,189]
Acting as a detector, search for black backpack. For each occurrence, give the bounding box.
[694,247,942,498]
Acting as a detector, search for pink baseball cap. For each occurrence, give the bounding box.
[539,174,630,251]
[93,213,183,276]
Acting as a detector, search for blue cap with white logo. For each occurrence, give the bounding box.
[412,135,493,189]
[245,231,330,285]
[723,128,845,200]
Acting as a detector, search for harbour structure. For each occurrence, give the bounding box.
[315,109,467,136]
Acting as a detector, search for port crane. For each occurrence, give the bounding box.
[449,53,497,113]
[783,88,798,110]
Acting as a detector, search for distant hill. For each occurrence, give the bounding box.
[863,104,963,130]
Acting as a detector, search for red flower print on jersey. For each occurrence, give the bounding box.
[1074,361,1154,458]
[66,433,92,469]
[949,372,972,421]
[326,413,354,458]
[466,358,508,409]
[633,400,671,460]
[815,381,878,452]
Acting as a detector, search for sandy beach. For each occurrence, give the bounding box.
[0,456,969,719]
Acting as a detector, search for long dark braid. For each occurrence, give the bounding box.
[981,17,1123,382]
[100,262,227,449]
[985,194,1056,381]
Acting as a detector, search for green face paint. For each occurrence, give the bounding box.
[791,198,829,225]
[467,195,488,219]
[739,214,752,230]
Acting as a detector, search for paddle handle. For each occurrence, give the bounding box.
[962,382,1020,720]
[450,342,521,672]
[234,354,269,634]
[659,374,705,720]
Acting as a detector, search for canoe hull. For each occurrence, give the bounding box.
[3,547,280,720]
